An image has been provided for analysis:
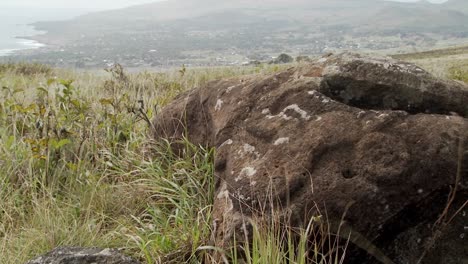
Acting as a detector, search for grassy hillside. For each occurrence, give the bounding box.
[0,54,466,263]
[1,62,329,264]
[393,45,468,60]
[393,44,468,82]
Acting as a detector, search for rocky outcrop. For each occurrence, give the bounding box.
[152,52,468,263]
[318,53,468,117]
[26,247,140,264]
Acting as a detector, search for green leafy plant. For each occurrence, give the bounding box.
[0,62,296,264]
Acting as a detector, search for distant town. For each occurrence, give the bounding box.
[2,0,468,68]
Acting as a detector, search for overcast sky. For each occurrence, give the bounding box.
[0,0,165,9]
[0,0,449,9]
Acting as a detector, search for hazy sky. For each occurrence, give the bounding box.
[0,0,165,9]
[0,0,449,9]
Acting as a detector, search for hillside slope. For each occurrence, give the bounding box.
[393,44,468,81]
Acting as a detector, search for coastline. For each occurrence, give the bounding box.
[0,7,98,58]
[0,25,47,57]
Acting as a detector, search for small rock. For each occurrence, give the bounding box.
[26,247,140,264]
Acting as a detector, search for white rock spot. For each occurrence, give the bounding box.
[242,167,257,177]
[243,143,256,154]
[217,189,230,199]
[274,137,290,145]
[278,113,293,120]
[235,167,257,182]
[282,104,311,120]
[357,111,366,118]
[217,182,230,200]
[215,99,224,111]
[219,139,233,148]
[227,85,236,93]
[98,248,113,256]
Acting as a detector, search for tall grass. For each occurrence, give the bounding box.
[449,64,468,83]
[229,215,348,264]
[2,59,462,263]
[0,62,300,263]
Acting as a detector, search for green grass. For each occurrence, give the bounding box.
[449,62,468,83]
[2,62,331,264]
[232,216,348,264]
[392,44,468,81]
[392,45,468,60]
[1,58,464,264]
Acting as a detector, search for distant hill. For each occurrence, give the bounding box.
[443,0,468,13]
[11,0,468,68]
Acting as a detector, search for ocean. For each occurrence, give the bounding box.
[0,8,97,56]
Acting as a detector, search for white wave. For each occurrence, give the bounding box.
[0,39,46,57]
[17,39,46,48]
[0,48,19,56]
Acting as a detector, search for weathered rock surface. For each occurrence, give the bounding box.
[26,247,140,264]
[152,52,468,264]
[318,53,468,117]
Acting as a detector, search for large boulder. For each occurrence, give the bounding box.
[318,53,468,116]
[152,52,468,263]
[26,247,140,264]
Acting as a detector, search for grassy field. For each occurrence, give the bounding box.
[0,51,466,264]
[0,62,330,264]
[393,44,468,82]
